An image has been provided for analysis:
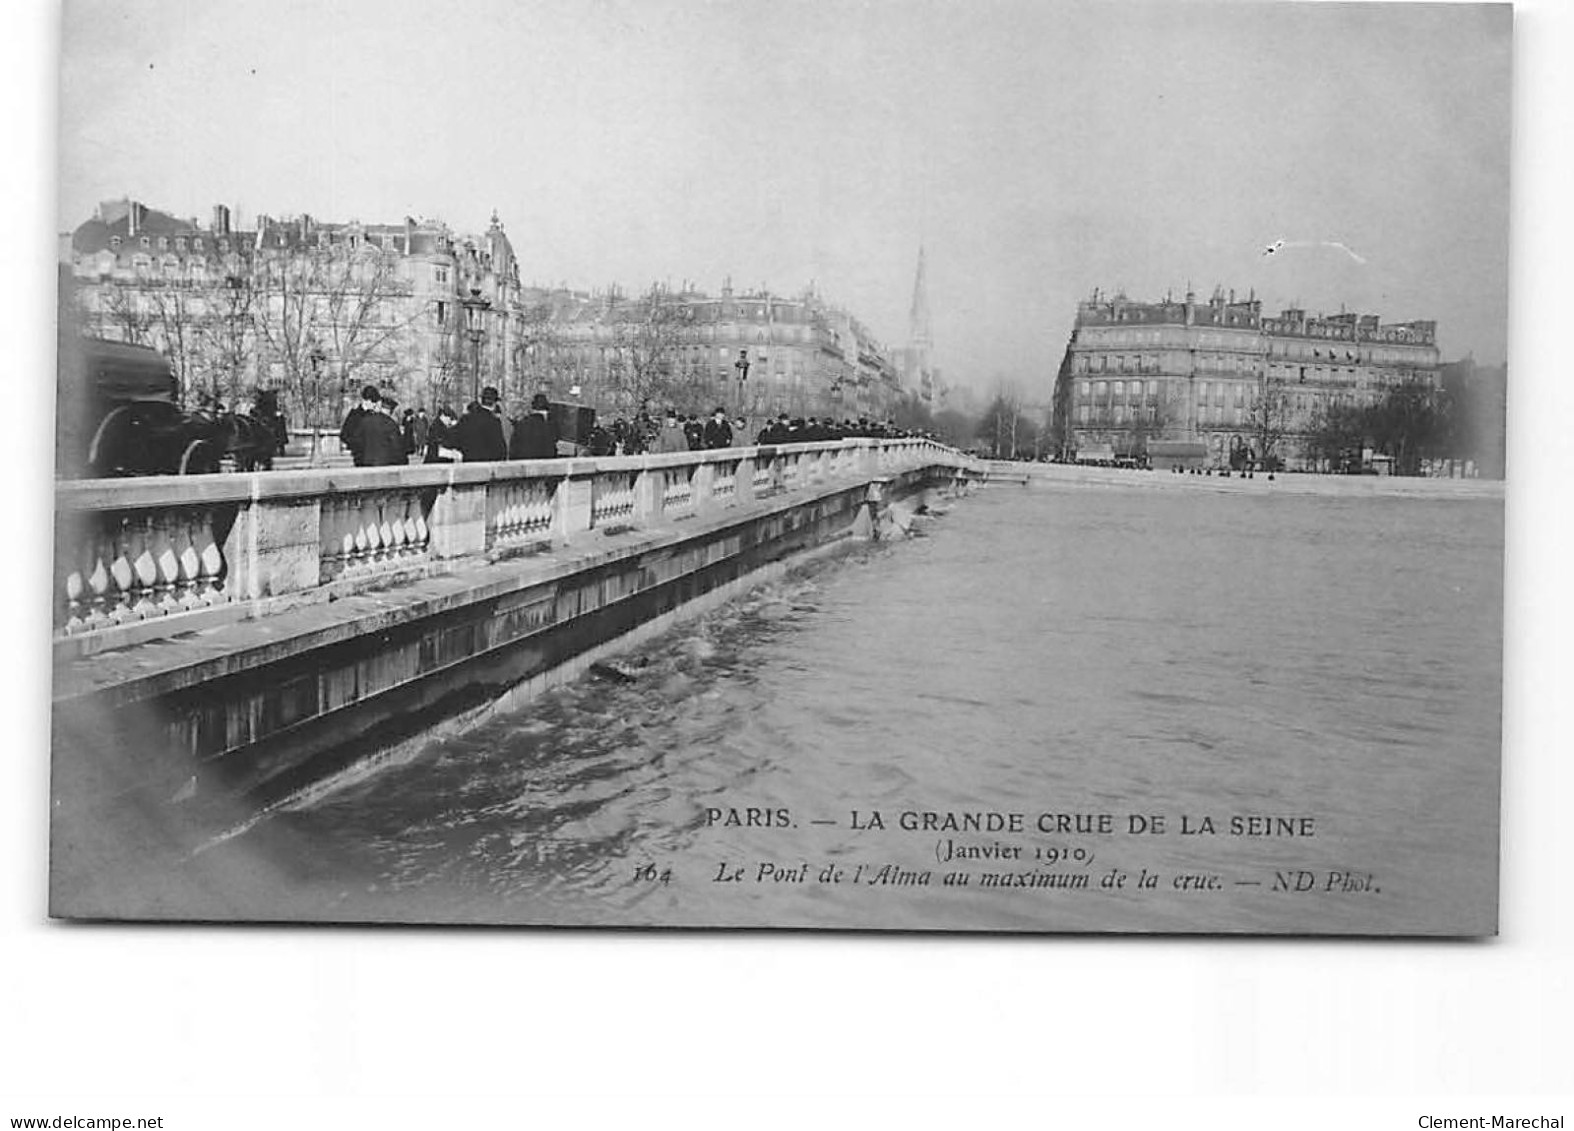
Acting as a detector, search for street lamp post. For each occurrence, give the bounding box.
[307,342,327,463]
[733,348,751,419]
[461,285,492,402]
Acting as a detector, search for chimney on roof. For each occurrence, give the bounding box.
[212,205,231,235]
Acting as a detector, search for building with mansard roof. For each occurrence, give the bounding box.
[1054,286,1440,468]
[62,198,524,423]
[510,279,903,424]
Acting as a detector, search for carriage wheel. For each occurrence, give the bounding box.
[86,405,135,477]
[179,439,221,475]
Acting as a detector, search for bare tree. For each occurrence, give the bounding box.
[99,280,156,346]
[194,266,262,407]
[318,248,422,411]
[606,284,703,413]
[1126,391,1175,461]
[977,380,1028,458]
[144,279,208,407]
[252,246,422,452]
[1247,377,1294,469]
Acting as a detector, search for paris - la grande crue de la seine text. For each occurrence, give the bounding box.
[694,805,1367,898]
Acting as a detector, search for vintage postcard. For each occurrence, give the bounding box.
[50,0,1509,934]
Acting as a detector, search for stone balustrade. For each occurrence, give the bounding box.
[53,437,979,654]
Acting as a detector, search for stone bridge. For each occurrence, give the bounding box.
[51,438,984,857]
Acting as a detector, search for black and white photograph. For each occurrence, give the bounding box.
[45,0,1512,937]
[14,0,1574,1123]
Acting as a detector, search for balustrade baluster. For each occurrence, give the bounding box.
[316,498,335,576]
[489,489,505,547]
[352,495,374,569]
[86,535,112,629]
[153,516,181,614]
[176,514,202,609]
[108,518,136,624]
[375,498,394,564]
[195,510,224,605]
[504,486,522,541]
[403,494,422,554]
[62,558,85,635]
[130,515,159,620]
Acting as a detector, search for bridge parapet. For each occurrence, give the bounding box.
[53,437,978,656]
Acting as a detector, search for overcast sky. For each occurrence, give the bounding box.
[57,0,1512,389]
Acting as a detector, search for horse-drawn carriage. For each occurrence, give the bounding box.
[57,336,288,478]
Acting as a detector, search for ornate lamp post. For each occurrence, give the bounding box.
[733,348,751,417]
[307,341,327,463]
[461,285,492,401]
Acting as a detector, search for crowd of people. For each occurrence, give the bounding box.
[338,383,931,468]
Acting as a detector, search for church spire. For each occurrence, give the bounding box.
[908,245,932,351]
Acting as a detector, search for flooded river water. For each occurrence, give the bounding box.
[193,474,1503,934]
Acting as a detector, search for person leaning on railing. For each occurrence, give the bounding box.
[359,396,409,467]
[339,384,382,466]
[509,392,558,460]
[456,387,508,462]
[424,407,461,463]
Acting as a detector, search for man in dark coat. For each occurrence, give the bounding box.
[424,407,460,463]
[509,392,558,459]
[339,384,382,466]
[359,397,408,466]
[756,413,789,445]
[584,422,615,456]
[702,407,733,450]
[455,386,508,462]
[682,414,704,451]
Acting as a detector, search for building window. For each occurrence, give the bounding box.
[109,236,121,251]
[1147,380,1159,398]
[1079,406,1089,424]
[436,301,447,325]
[1095,381,1107,398]
[1113,381,1124,398]
[1079,381,1090,397]
[139,236,150,250]
[1114,406,1126,424]
[435,267,449,284]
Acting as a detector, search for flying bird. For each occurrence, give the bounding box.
[1262,239,1367,265]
